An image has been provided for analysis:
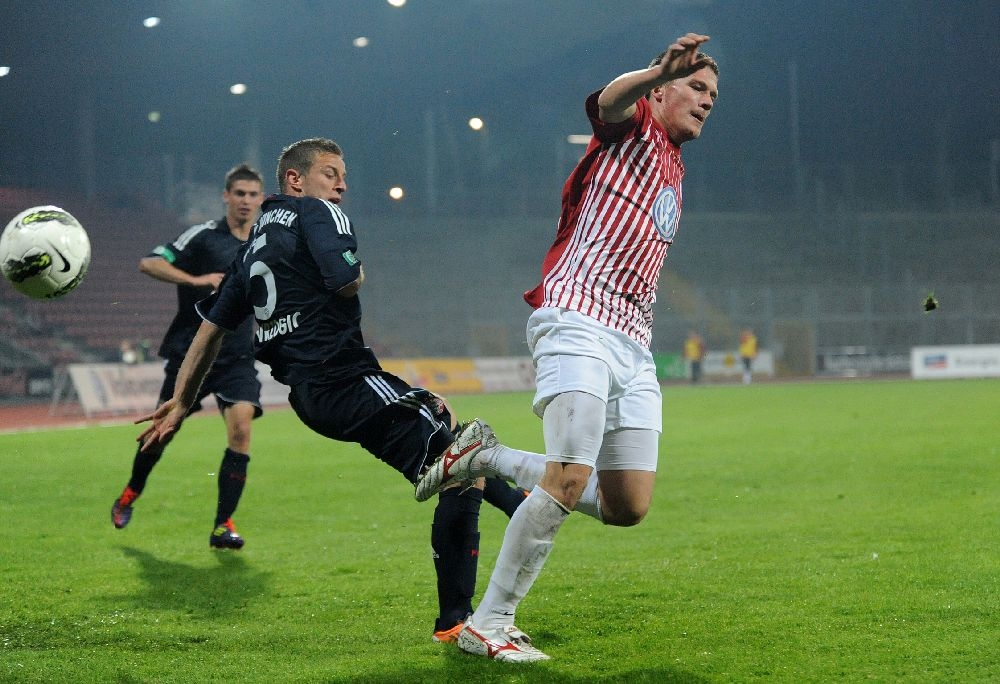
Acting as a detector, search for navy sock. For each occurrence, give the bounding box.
[216,449,250,526]
[483,476,528,518]
[431,486,483,631]
[126,444,163,495]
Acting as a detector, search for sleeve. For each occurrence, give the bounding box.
[299,198,362,292]
[147,221,213,269]
[147,244,172,261]
[585,89,647,145]
[195,261,248,333]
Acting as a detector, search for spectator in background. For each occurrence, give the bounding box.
[684,330,706,384]
[111,163,265,550]
[119,339,139,365]
[137,338,153,363]
[739,328,758,384]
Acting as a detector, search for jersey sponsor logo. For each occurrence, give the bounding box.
[255,311,302,343]
[652,186,679,242]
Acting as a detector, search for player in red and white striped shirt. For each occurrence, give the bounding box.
[455,33,719,661]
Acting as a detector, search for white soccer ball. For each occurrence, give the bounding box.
[0,205,91,299]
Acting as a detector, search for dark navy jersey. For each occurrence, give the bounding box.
[197,194,378,386]
[151,218,254,363]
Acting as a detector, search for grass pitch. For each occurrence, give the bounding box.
[1,378,998,682]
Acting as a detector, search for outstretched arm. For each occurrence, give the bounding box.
[136,320,226,450]
[140,255,224,291]
[597,33,711,123]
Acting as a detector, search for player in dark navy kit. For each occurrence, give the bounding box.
[135,138,536,639]
[112,164,265,550]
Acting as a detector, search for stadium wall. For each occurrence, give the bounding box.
[352,212,1000,371]
[59,358,538,418]
[3,204,999,397]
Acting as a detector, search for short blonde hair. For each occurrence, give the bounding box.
[276,138,343,193]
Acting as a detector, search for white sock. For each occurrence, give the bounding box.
[472,486,569,630]
[573,472,603,522]
[482,444,545,489]
[486,444,603,520]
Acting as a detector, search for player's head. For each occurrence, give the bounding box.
[277,138,347,203]
[225,163,264,192]
[647,51,718,146]
[222,163,264,227]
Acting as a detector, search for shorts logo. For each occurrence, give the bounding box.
[652,186,679,242]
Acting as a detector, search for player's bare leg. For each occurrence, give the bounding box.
[592,427,660,526]
[594,469,656,527]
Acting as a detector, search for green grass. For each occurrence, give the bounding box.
[2,378,999,682]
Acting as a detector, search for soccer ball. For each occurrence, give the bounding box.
[0,205,91,299]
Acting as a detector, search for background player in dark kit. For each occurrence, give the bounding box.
[112,164,265,549]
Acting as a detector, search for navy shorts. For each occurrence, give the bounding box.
[288,370,455,484]
[160,357,263,419]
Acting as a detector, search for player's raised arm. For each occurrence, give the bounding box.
[598,32,711,123]
[136,320,226,449]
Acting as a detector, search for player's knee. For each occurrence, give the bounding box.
[543,471,590,510]
[600,495,651,527]
[602,503,649,527]
[228,423,252,451]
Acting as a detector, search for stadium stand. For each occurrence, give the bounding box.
[3,183,999,399]
[0,188,180,367]
[351,210,1000,357]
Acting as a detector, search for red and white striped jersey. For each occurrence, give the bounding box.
[524,90,684,348]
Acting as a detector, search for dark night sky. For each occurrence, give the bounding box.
[1,0,997,212]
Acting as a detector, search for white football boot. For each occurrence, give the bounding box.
[457,619,551,662]
[414,418,498,502]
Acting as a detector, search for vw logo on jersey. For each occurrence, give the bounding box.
[652,186,680,242]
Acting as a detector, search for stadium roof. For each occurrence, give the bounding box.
[1,1,997,212]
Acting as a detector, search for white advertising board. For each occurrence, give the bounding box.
[64,358,534,417]
[701,350,775,378]
[910,345,1000,379]
[66,362,290,417]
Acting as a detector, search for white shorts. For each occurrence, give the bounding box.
[527,307,662,434]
